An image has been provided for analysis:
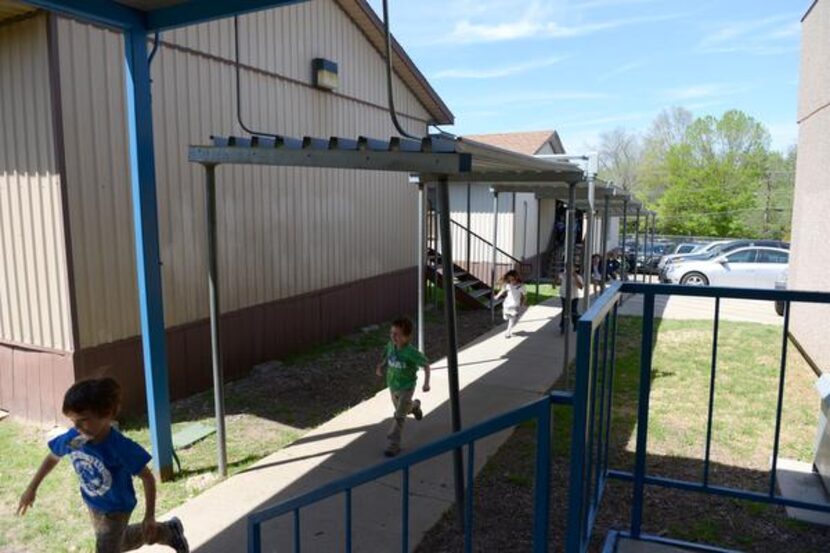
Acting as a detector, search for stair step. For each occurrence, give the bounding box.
[469,288,492,299]
[456,280,478,290]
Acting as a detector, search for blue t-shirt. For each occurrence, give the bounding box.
[48,427,151,513]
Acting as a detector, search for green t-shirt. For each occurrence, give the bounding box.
[385,342,428,391]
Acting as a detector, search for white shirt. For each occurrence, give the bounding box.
[499,282,526,312]
[558,272,583,299]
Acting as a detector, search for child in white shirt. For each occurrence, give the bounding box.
[495,270,527,338]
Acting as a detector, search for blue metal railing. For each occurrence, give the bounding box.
[248,392,573,553]
[579,282,830,549]
[246,281,830,553]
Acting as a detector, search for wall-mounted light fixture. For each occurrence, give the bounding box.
[312,58,339,91]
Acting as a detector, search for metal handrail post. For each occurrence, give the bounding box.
[600,194,610,291]
[436,176,466,527]
[417,182,425,352]
[490,189,499,325]
[562,181,577,379]
[535,195,542,299]
[620,200,628,282]
[631,292,656,537]
[205,163,228,477]
[633,208,641,283]
[583,175,595,312]
[466,182,472,272]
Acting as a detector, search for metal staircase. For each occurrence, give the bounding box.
[425,209,532,310]
[426,248,503,310]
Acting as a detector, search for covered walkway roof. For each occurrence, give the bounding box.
[17,0,308,31]
[190,134,585,182]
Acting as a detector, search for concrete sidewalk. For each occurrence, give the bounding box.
[617,293,782,325]
[143,300,574,552]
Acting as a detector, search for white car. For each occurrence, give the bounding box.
[658,240,730,274]
[665,247,789,288]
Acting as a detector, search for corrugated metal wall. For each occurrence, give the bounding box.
[449,183,516,263]
[56,0,430,349]
[0,14,74,351]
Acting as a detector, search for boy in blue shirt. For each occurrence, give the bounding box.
[17,377,189,553]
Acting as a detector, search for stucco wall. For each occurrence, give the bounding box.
[790,0,830,373]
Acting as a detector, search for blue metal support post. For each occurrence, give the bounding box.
[123,28,173,479]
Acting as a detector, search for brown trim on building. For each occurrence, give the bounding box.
[0,7,40,29]
[74,267,418,416]
[803,0,819,22]
[46,12,80,352]
[0,341,74,426]
[788,331,823,377]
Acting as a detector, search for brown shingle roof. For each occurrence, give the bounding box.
[463,130,564,156]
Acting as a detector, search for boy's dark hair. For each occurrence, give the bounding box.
[391,317,414,337]
[62,377,122,416]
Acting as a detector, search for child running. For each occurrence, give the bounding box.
[375,318,431,457]
[18,377,189,553]
[495,269,527,338]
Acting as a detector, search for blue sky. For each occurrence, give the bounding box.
[367,0,807,153]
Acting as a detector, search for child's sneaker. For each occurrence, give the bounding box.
[167,517,190,553]
[412,400,423,421]
[384,444,401,457]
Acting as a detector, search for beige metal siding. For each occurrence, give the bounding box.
[449,183,516,263]
[0,14,74,351]
[790,0,830,373]
[164,1,429,124]
[57,2,430,349]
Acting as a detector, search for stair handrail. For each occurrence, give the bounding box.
[448,218,533,273]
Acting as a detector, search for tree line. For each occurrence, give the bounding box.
[597,107,795,240]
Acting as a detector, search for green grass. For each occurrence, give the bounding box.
[526,283,557,306]
[0,409,301,552]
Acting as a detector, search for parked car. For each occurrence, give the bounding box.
[673,242,703,255]
[664,246,789,288]
[775,269,787,316]
[659,239,790,282]
[658,240,729,281]
[637,243,673,274]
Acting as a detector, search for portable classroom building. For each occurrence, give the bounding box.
[447,130,620,282]
[0,0,453,423]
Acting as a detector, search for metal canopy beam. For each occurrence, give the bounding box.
[189,146,472,175]
[426,171,583,184]
[23,0,311,31]
[23,0,145,29]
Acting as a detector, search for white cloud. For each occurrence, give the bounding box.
[458,90,613,109]
[699,13,801,56]
[660,83,748,101]
[443,2,686,44]
[597,60,647,82]
[432,56,568,79]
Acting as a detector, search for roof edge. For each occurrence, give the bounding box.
[803,0,819,22]
[339,0,454,126]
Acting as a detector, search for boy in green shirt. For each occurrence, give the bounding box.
[375,318,431,457]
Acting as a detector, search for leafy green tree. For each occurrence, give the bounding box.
[656,110,771,237]
[638,107,693,204]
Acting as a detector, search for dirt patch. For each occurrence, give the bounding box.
[169,308,497,430]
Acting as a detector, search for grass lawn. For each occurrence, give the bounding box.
[0,394,303,552]
[0,308,495,552]
[418,315,830,552]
